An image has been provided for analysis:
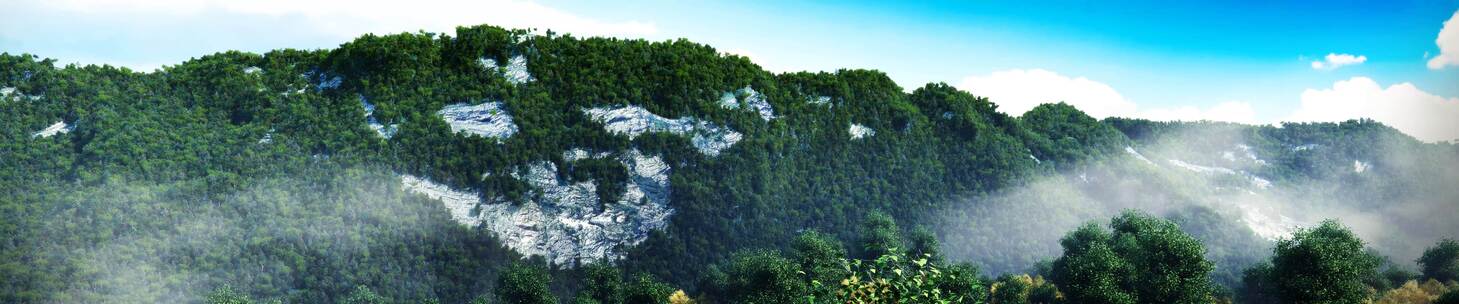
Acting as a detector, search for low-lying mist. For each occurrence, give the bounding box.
[28,168,515,303]
[935,124,1459,287]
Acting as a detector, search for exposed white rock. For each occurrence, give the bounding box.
[316,74,342,91]
[360,97,397,139]
[563,148,612,162]
[258,132,273,144]
[718,92,739,109]
[740,86,774,121]
[848,123,875,139]
[1168,159,1237,175]
[1249,176,1273,189]
[1354,160,1370,173]
[1030,154,1041,164]
[1,87,14,97]
[438,102,518,141]
[1236,145,1264,164]
[243,66,262,74]
[1292,144,1319,152]
[399,149,675,266]
[582,105,743,156]
[1168,159,1271,189]
[1125,146,1154,165]
[31,121,72,138]
[807,95,832,106]
[369,121,397,139]
[1233,201,1303,241]
[718,86,776,121]
[504,55,534,85]
[401,175,486,227]
[478,57,499,70]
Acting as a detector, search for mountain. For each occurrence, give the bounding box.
[2,25,1455,303]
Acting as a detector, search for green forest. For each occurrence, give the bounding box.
[2,24,1457,304]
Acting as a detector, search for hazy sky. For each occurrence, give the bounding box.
[3,0,1457,141]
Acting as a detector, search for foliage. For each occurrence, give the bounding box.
[1373,279,1459,304]
[989,274,1060,304]
[1268,220,1382,304]
[497,263,558,304]
[1049,210,1215,304]
[830,251,979,304]
[1420,239,1459,283]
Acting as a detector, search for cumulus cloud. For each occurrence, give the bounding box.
[1310,53,1367,70]
[1286,77,1459,142]
[957,69,1138,119]
[1428,10,1459,70]
[956,69,1257,123]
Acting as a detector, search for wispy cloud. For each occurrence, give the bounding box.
[1310,53,1367,70]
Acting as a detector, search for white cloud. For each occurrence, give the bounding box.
[34,0,657,39]
[1136,101,1259,124]
[1286,77,1459,142]
[1310,53,1367,70]
[1428,10,1459,70]
[957,69,1137,119]
[956,69,1256,124]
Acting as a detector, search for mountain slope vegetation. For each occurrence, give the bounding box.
[2,24,1455,303]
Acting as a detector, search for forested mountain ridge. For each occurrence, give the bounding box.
[2,24,1456,303]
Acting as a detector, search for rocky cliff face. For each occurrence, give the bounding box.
[437,102,518,141]
[400,149,673,266]
[582,105,743,156]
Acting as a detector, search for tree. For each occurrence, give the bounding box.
[861,211,903,259]
[1438,289,1459,304]
[790,230,850,295]
[1269,220,1381,304]
[908,226,942,262]
[496,263,557,304]
[622,273,673,304]
[339,286,390,304]
[1049,211,1214,304]
[718,250,806,304]
[1050,223,1135,304]
[1419,239,1459,283]
[1237,263,1279,304]
[579,263,624,304]
[205,285,254,304]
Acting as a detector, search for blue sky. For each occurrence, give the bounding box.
[3,0,1457,141]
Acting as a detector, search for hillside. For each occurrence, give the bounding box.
[2,24,1456,303]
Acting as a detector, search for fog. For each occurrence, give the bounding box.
[31,169,512,303]
[935,124,1459,287]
